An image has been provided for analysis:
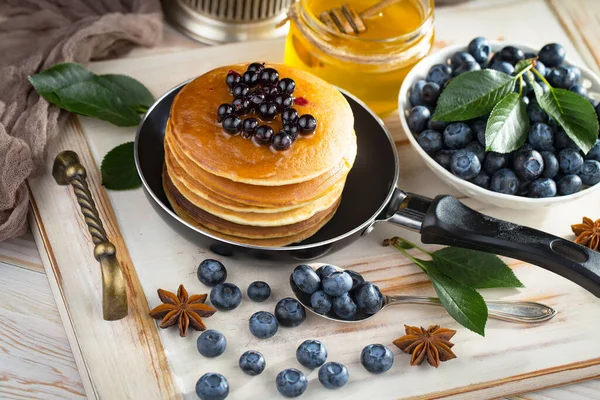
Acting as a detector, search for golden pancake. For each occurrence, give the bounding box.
[165,127,356,208]
[163,171,340,239]
[166,161,345,226]
[169,63,356,185]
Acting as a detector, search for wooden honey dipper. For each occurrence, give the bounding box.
[319,0,402,35]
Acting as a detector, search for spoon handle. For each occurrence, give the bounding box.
[387,296,556,323]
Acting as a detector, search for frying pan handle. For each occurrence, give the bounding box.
[420,195,600,298]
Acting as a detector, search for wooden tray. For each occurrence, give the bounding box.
[27,1,600,398]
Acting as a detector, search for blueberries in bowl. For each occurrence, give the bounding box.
[451,150,481,180]
[467,37,492,64]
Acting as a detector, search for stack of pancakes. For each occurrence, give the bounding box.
[163,63,357,246]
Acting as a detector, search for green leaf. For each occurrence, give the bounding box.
[28,62,151,127]
[432,69,516,122]
[431,247,524,289]
[531,80,599,154]
[100,142,142,190]
[484,92,530,153]
[426,260,488,336]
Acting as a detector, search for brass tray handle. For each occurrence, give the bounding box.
[52,151,128,321]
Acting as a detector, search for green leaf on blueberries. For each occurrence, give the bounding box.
[431,247,524,289]
[531,80,598,154]
[28,63,153,127]
[432,69,516,122]
[426,260,488,336]
[484,92,530,153]
[100,142,141,190]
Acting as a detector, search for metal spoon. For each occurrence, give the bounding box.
[290,263,557,324]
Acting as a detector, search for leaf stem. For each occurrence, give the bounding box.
[518,76,523,97]
[390,243,430,273]
[531,67,551,88]
[383,236,430,254]
[513,63,534,80]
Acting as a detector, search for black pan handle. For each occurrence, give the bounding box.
[419,195,600,298]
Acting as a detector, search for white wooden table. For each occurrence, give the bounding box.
[2,1,600,398]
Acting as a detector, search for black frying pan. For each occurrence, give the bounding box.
[135,82,600,298]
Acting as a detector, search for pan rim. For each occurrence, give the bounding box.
[134,79,399,251]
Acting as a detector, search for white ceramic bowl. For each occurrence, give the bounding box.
[398,41,600,210]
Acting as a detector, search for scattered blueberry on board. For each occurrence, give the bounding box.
[197,259,227,286]
[275,298,307,327]
[210,283,242,311]
[239,350,266,376]
[296,340,328,368]
[361,344,394,374]
[275,368,308,398]
[195,373,229,400]
[247,281,271,302]
[196,329,227,358]
[249,311,279,339]
[318,362,349,389]
[407,38,600,198]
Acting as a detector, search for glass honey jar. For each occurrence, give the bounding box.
[285,0,434,116]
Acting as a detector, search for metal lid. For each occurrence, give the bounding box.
[163,0,291,45]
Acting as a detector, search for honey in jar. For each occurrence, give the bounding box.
[285,0,434,116]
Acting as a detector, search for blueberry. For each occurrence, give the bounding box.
[275,298,306,327]
[547,66,577,89]
[471,171,491,188]
[274,93,294,111]
[197,259,227,286]
[197,329,227,358]
[521,95,530,106]
[249,311,278,339]
[222,115,242,135]
[282,108,299,124]
[527,178,557,198]
[554,129,578,150]
[465,141,485,163]
[319,362,349,389]
[559,148,584,174]
[409,80,426,107]
[524,52,537,59]
[259,67,279,86]
[210,283,242,311]
[247,281,271,302]
[361,344,394,374]
[497,46,525,65]
[451,149,481,180]
[322,271,353,296]
[277,78,296,94]
[586,140,600,161]
[570,84,588,98]
[316,265,336,280]
[453,61,481,76]
[259,101,278,121]
[292,264,321,295]
[297,114,317,135]
[239,350,266,376]
[470,118,487,146]
[249,92,266,110]
[242,117,259,138]
[243,70,260,87]
[232,83,250,97]
[539,43,565,68]
[296,340,327,368]
[226,71,242,88]
[272,132,293,151]
[490,61,515,75]
[468,37,492,64]
[570,66,582,82]
[557,174,583,195]
[217,104,234,123]
[443,123,473,149]
[433,149,455,170]
[450,51,476,69]
[526,102,548,124]
[407,106,431,134]
[579,160,600,185]
[196,373,229,400]
[310,290,333,314]
[528,123,554,151]
[332,293,357,320]
[261,85,279,96]
[232,96,251,115]
[428,119,448,132]
[417,129,443,154]
[345,270,365,290]
[513,149,544,181]
[276,369,307,398]
[534,60,547,78]
[247,62,265,72]
[490,168,520,195]
[483,152,508,175]
[426,64,453,87]
[252,125,274,146]
[283,123,299,140]
[353,282,383,314]
[540,151,560,178]
[421,82,441,105]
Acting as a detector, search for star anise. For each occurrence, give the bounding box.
[571,217,600,251]
[149,285,216,337]
[393,325,457,368]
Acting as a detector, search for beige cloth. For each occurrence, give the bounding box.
[0,1,163,241]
